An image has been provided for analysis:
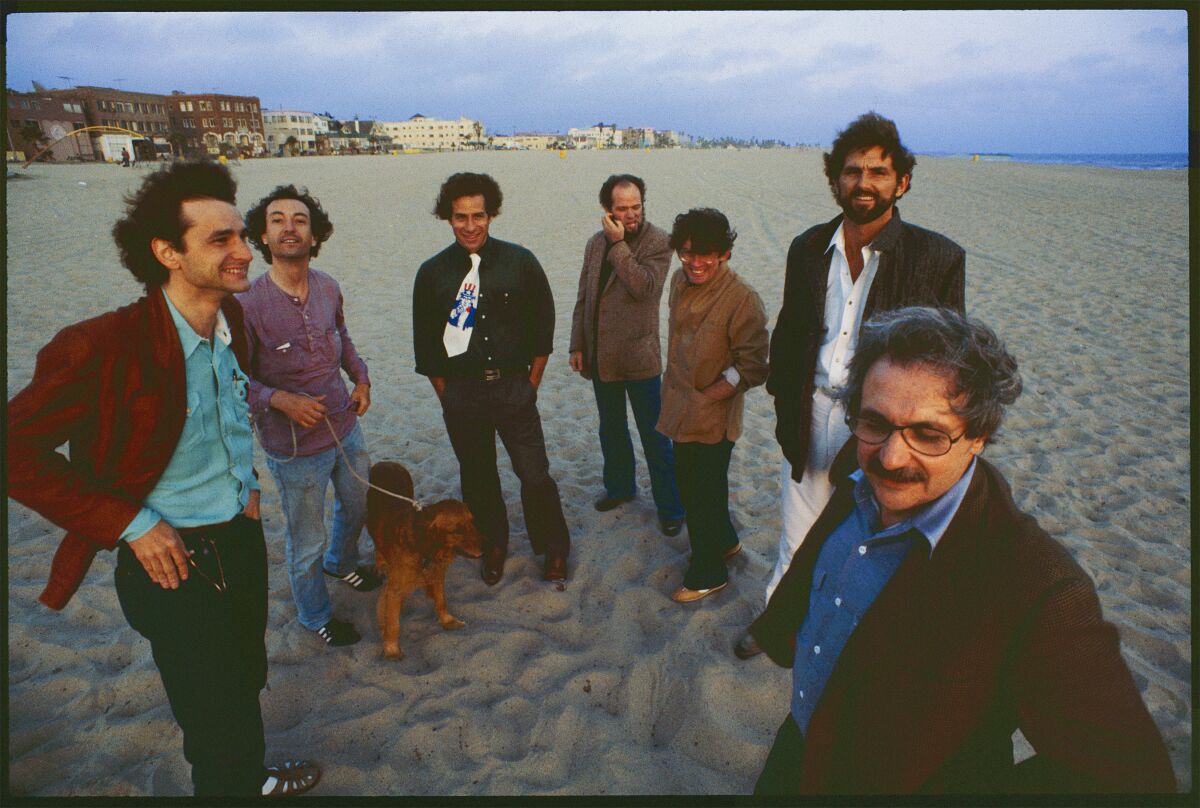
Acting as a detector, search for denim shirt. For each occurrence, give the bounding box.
[121,289,259,540]
[791,459,977,733]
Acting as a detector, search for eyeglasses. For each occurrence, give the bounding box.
[677,248,720,266]
[186,537,227,593]
[845,414,966,457]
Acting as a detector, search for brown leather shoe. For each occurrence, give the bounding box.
[670,582,728,603]
[543,554,568,582]
[481,547,506,586]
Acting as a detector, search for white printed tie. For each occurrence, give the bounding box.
[443,252,481,357]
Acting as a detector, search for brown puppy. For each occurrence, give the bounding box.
[367,461,483,659]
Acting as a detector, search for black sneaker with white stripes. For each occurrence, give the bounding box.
[316,617,360,646]
[323,565,382,592]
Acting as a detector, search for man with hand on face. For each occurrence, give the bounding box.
[569,174,684,536]
[750,307,1174,794]
[736,112,966,658]
[238,185,376,648]
[413,172,571,585]
[7,162,320,797]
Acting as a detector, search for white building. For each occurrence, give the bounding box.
[378,114,483,151]
[568,124,621,149]
[262,109,317,155]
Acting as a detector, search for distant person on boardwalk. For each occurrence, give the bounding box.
[412,172,571,585]
[568,173,684,536]
[120,146,131,166]
[656,208,768,603]
[239,184,377,648]
[750,306,1174,795]
[6,161,320,797]
[735,112,966,659]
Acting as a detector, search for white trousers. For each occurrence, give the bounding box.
[764,388,851,604]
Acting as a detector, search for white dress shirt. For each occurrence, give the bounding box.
[813,221,882,392]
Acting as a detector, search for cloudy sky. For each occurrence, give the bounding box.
[6,9,1188,153]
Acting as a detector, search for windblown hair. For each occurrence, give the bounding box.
[433,172,503,220]
[667,207,737,255]
[111,161,238,290]
[823,111,916,195]
[838,306,1023,443]
[244,184,334,264]
[599,174,645,209]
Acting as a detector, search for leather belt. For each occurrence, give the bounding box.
[478,365,529,382]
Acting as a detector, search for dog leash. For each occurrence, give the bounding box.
[253,395,423,511]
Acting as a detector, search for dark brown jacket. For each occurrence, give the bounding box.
[768,210,964,482]
[750,444,1175,793]
[569,221,672,381]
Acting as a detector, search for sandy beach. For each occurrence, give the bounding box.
[5,149,1190,795]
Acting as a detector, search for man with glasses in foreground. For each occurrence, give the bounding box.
[7,162,319,797]
[737,112,965,658]
[750,306,1173,794]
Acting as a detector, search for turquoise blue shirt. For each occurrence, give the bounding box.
[791,458,977,733]
[121,289,259,541]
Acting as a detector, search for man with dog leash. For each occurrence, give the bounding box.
[239,184,377,647]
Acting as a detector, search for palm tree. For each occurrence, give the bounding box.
[473,121,482,150]
[284,135,299,156]
[17,121,50,159]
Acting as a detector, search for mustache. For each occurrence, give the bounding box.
[866,453,926,483]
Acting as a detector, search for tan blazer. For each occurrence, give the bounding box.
[568,221,671,381]
[656,262,769,444]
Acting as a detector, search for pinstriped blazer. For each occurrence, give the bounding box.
[766,209,965,483]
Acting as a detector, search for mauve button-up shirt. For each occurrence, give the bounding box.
[237,269,370,458]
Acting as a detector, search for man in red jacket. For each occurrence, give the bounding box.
[7,162,319,797]
[751,306,1174,794]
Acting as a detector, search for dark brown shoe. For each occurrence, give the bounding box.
[481,547,506,586]
[594,495,634,512]
[543,554,568,582]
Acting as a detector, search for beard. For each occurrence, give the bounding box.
[837,187,896,225]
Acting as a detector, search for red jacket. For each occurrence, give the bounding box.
[7,291,250,609]
[750,444,1175,793]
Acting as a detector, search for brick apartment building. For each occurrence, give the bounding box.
[42,85,173,161]
[5,89,95,161]
[168,92,266,157]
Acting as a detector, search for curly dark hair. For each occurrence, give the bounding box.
[838,306,1023,443]
[111,161,238,290]
[599,174,645,209]
[433,172,503,220]
[823,112,916,195]
[244,184,334,264]
[667,207,737,256]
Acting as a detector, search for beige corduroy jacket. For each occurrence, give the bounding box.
[656,262,769,444]
[568,221,672,382]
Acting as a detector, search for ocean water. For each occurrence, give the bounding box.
[927,152,1188,170]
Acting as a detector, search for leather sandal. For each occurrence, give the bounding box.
[262,759,321,797]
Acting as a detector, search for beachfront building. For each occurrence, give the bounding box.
[513,132,561,150]
[167,92,265,158]
[378,114,484,151]
[263,109,318,155]
[621,127,656,149]
[5,89,96,162]
[568,123,621,150]
[40,85,173,161]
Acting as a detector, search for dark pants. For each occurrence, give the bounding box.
[754,713,805,795]
[592,374,684,521]
[674,439,738,589]
[114,514,268,797]
[441,375,570,559]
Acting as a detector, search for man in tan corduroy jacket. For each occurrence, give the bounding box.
[657,208,768,603]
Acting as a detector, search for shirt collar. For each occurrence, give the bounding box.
[850,456,977,556]
[160,287,231,358]
[450,235,498,263]
[825,208,905,256]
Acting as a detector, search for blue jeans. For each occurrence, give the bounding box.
[592,374,684,521]
[265,422,372,630]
